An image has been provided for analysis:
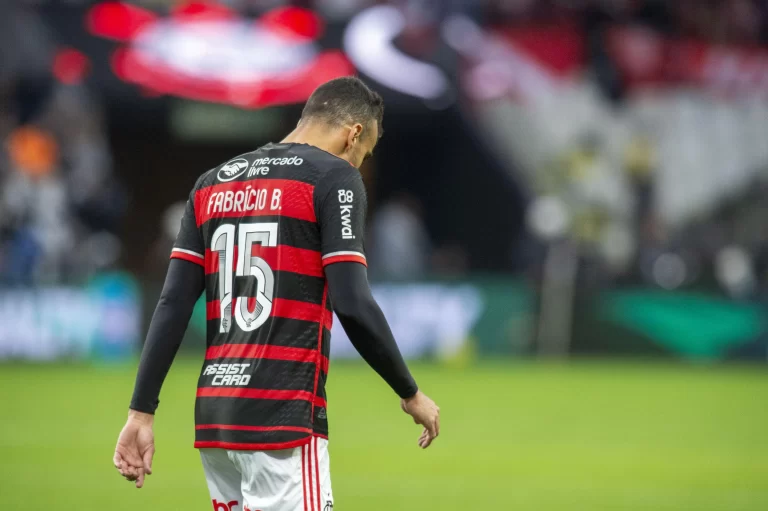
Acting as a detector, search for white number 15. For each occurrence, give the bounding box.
[210,222,277,333]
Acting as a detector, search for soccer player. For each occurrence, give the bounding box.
[113,77,440,511]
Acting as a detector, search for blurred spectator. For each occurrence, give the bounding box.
[39,84,125,234]
[368,193,431,280]
[0,2,55,125]
[149,202,188,281]
[1,126,72,284]
[432,242,469,277]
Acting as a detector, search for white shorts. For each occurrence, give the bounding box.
[200,437,333,511]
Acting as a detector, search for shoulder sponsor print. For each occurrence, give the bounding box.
[218,158,249,182]
[218,156,304,182]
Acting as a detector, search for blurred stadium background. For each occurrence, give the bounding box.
[1,0,767,509]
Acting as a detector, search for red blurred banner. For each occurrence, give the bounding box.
[463,22,768,102]
[87,2,355,108]
[607,26,768,97]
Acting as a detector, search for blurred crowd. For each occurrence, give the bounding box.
[20,0,768,44]
[215,0,768,45]
[482,0,768,45]
[0,3,124,285]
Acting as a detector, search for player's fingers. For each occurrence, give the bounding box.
[113,451,123,470]
[136,468,145,488]
[123,465,139,480]
[121,460,141,480]
[425,418,438,440]
[120,468,137,481]
[121,464,135,480]
[143,446,155,475]
[418,428,432,448]
[125,451,143,468]
[434,413,440,437]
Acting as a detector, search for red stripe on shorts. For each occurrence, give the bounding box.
[314,437,321,511]
[308,440,315,511]
[302,445,309,511]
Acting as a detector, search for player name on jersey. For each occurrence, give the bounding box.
[206,186,282,215]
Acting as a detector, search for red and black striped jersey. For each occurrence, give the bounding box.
[171,142,368,450]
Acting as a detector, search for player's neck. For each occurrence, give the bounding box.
[281,123,341,158]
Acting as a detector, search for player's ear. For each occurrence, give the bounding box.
[346,123,363,150]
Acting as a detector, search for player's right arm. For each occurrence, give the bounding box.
[114,182,206,487]
[315,167,440,448]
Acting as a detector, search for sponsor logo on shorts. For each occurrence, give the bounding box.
[212,499,239,511]
[324,500,334,511]
[317,407,327,419]
[218,159,249,182]
[202,363,252,386]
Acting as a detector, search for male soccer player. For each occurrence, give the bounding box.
[113,77,440,511]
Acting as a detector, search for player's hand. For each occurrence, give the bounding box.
[113,410,155,488]
[401,390,440,449]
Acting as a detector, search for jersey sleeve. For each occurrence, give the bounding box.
[170,184,205,267]
[315,167,368,267]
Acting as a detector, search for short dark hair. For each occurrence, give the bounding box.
[301,77,384,140]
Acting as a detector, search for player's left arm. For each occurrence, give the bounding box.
[315,167,440,448]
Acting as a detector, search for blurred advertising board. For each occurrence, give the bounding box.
[185,278,536,361]
[330,280,534,360]
[584,290,768,361]
[170,279,767,362]
[0,273,141,361]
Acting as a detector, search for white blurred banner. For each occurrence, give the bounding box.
[330,283,484,359]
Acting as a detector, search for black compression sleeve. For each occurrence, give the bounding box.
[129,258,205,414]
[325,262,418,399]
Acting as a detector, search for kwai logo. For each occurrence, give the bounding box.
[218,158,249,182]
[338,189,355,239]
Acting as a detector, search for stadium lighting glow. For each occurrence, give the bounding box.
[344,6,449,100]
[86,1,157,41]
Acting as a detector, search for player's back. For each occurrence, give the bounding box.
[171,142,369,449]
